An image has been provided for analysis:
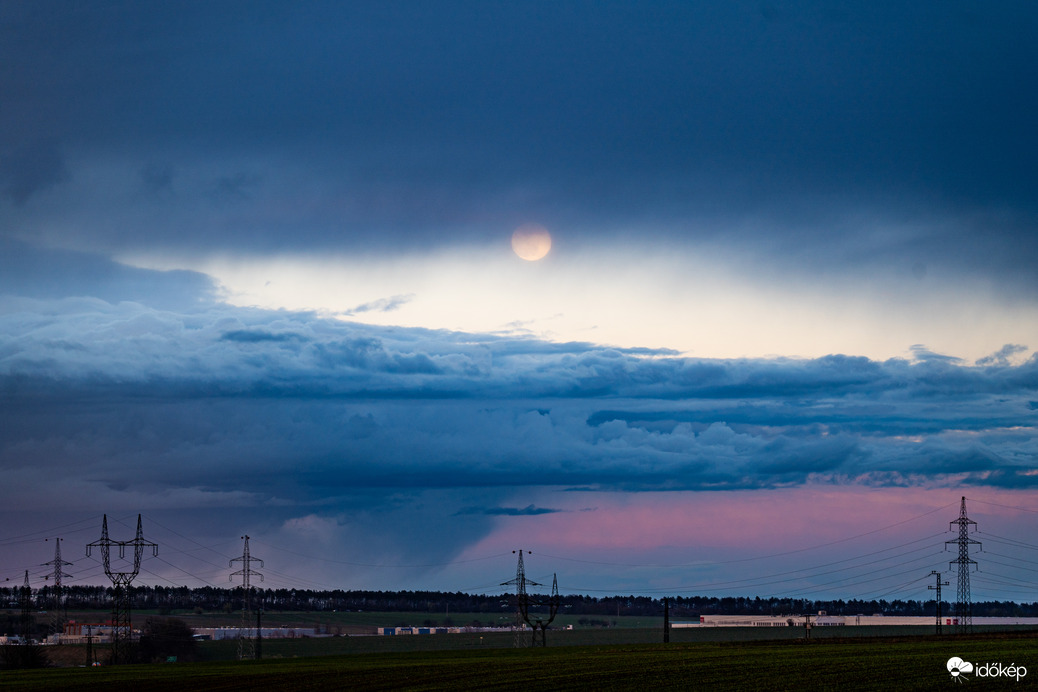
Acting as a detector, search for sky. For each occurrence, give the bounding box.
[2,1,1037,605]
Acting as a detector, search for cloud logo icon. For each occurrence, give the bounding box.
[947,657,974,679]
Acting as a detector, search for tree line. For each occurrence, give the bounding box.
[3,585,1036,618]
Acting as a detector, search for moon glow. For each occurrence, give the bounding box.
[511,224,552,261]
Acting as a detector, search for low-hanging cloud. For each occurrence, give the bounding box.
[454,505,563,517]
[345,294,416,315]
[3,292,1036,507]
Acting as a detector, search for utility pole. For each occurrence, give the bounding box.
[928,570,949,635]
[86,514,158,664]
[229,535,263,660]
[42,537,73,638]
[946,497,981,634]
[663,597,670,643]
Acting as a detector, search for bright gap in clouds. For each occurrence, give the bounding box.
[120,241,1038,362]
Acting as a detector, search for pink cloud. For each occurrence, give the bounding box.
[462,486,1031,559]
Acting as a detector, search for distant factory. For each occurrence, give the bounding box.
[680,614,1038,628]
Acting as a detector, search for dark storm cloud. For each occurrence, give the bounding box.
[2,1,1037,288]
[455,505,563,517]
[3,279,1036,507]
[140,163,174,195]
[221,329,308,344]
[0,238,217,309]
[0,139,69,204]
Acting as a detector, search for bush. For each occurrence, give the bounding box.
[137,617,199,663]
[0,644,51,670]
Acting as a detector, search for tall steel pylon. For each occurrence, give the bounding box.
[529,573,561,647]
[42,537,73,637]
[86,514,158,664]
[946,496,981,634]
[229,535,263,660]
[501,550,560,648]
[502,550,532,648]
[19,570,33,643]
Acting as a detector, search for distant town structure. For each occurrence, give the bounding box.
[683,614,1038,627]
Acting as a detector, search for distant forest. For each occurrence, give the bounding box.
[4,585,1037,619]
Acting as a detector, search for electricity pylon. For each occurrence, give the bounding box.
[928,570,949,635]
[529,573,560,647]
[86,514,158,663]
[19,570,32,643]
[502,550,532,647]
[501,550,561,647]
[229,535,263,660]
[42,537,73,637]
[946,497,980,634]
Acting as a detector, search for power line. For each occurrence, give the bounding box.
[769,552,947,600]
[966,497,1038,514]
[0,516,103,547]
[540,502,959,569]
[979,557,1038,575]
[249,539,510,569]
[981,532,1038,552]
[556,535,947,596]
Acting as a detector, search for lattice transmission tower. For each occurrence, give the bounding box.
[86,514,158,663]
[42,537,73,637]
[946,496,981,634]
[501,550,560,647]
[503,549,531,647]
[230,535,263,660]
[19,570,33,643]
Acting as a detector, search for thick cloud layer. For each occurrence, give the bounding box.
[4,290,1036,503]
[2,2,1037,290]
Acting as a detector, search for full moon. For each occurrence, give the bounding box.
[511,223,552,261]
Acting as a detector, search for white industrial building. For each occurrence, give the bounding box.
[679,614,1038,627]
[191,627,320,640]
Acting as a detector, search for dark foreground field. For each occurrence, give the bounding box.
[4,631,1037,691]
